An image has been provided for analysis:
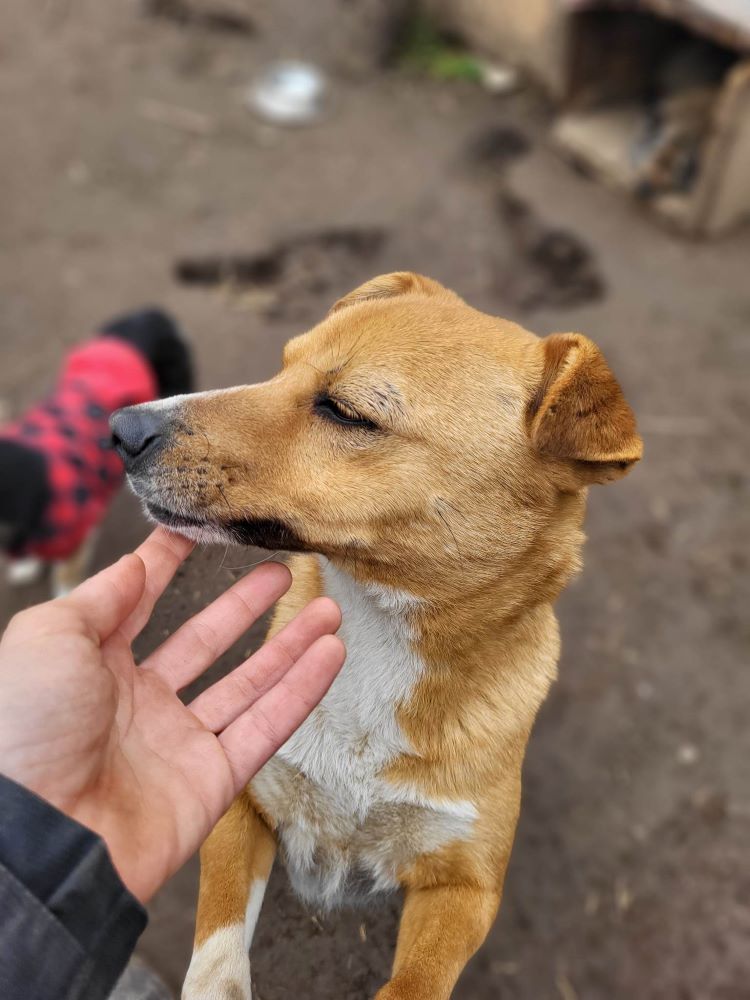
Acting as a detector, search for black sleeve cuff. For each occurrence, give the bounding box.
[0,773,147,1000]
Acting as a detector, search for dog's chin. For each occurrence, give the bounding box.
[143,501,310,552]
[143,502,235,545]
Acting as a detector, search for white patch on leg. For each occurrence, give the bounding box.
[243,878,267,952]
[51,530,99,597]
[182,924,251,1000]
[182,879,267,1000]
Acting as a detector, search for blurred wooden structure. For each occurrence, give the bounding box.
[426,0,750,235]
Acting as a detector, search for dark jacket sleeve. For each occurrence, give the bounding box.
[0,773,147,1000]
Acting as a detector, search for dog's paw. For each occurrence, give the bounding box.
[6,557,45,587]
[182,985,251,1000]
[182,978,252,1000]
[182,929,252,1000]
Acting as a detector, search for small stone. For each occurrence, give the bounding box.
[677,743,700,766]
[635,680,655,701]
[63,267,83,288]
[614,877,633,912]
[491,959,520,976]
[621,647,640,666]
[479,61,520,95]
[691,787,728,825]
[631,823,648,843]
[66,160,91,186]
[584,890,600,915]
[434,91,459,115]
[649,496,671,521]
[606,591,625,612]
[555,966,578,1000]
[246,62,327,126]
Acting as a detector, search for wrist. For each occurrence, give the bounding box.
[67,803,159,905]
[0,773,148,998]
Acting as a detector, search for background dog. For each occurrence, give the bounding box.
[0,309,192,596]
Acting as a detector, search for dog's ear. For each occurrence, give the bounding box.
[329,272,446,315]
[528,333,642,487]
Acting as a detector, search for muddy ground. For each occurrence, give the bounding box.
[1,3,749,998]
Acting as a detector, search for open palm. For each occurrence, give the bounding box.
[0,529,344,903]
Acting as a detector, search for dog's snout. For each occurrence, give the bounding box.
[110,407,165,468]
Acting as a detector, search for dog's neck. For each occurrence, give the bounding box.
[313,552,559,769]
[314,560,558,721]
[303,554,426,777]
[320,516,582,659]
[319,555,421,619]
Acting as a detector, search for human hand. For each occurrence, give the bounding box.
[0,528,344,903]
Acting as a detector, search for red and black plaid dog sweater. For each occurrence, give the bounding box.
[0,310,192,561]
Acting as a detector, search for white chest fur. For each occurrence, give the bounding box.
[251,558,476,907]
[278,558,424,813]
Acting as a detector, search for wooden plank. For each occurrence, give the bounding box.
[692,59,750,232]
[566,0,750,51]
[641,0,750,50]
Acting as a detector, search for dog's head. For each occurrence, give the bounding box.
[112,273,641,596]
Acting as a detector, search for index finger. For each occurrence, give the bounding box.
[120,527,194,642]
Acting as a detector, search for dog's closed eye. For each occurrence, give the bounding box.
[314,395,379,431]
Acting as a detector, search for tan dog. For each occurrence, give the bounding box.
[112,273,642,1000]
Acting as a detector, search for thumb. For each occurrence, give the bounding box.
[60,553,147,642]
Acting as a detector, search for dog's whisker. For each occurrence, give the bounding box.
[435,498,465,569]
[200,429,212,462]
[440,497,463,518]
[217,483,234,515]
[337,327,369,371]
[302,360,325,376]
[223,549,282,572]
[216,542,230,575]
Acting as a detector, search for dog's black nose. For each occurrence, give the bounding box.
[110,407,165,468]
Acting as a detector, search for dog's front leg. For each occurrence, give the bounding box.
[375,882,501,1000]
[183,792,276,1000]
[375,770,521,1000]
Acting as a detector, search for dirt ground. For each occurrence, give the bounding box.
[1,3,749,999]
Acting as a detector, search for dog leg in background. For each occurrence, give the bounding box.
[50,530,99,597]
[183,793,276,1000]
